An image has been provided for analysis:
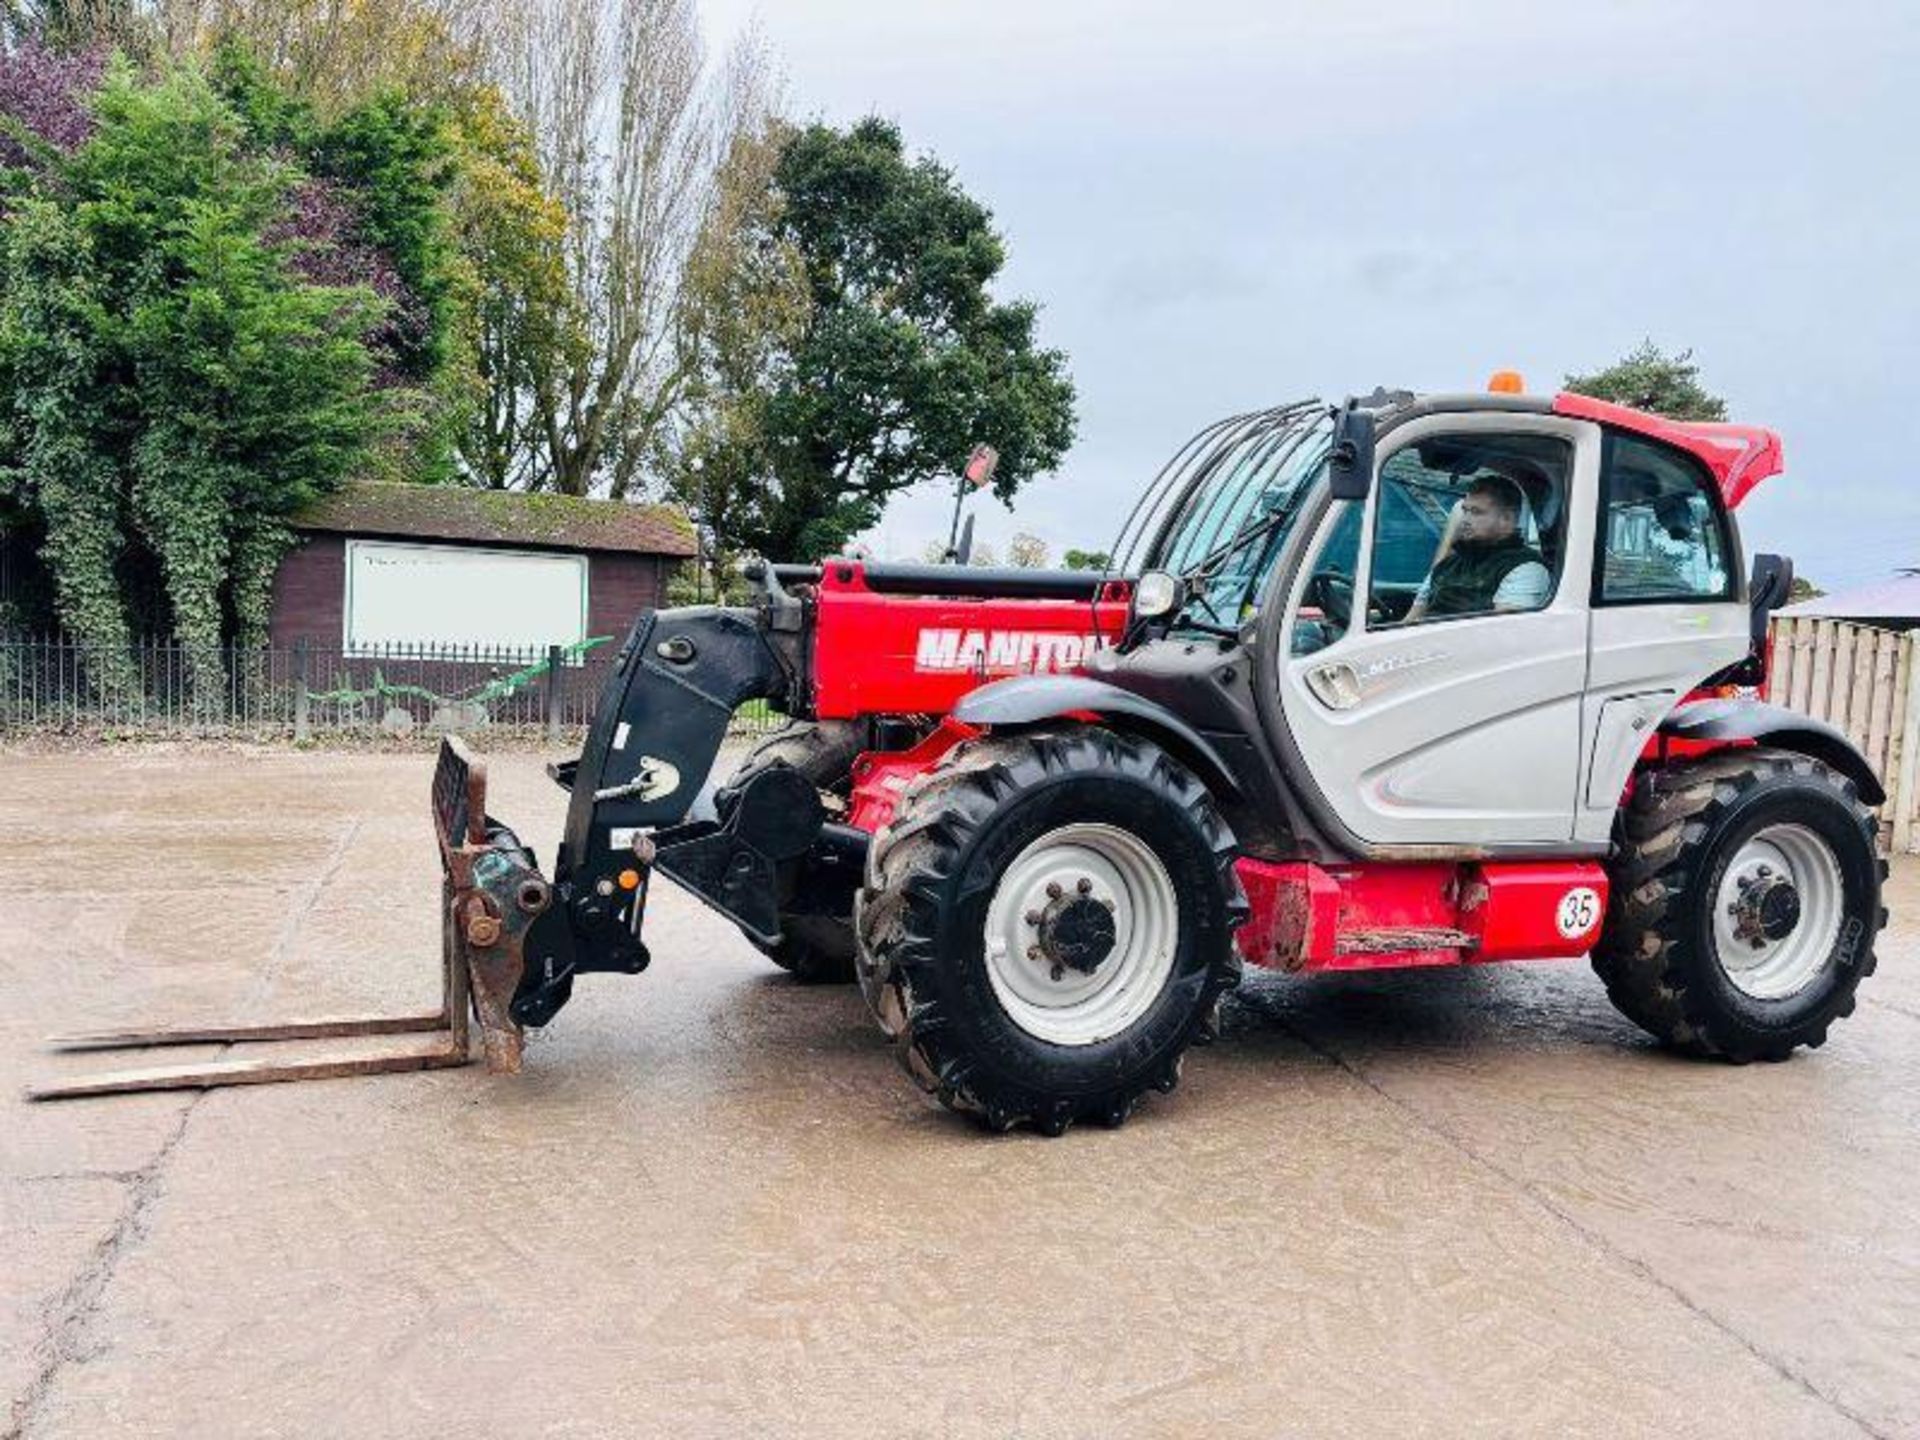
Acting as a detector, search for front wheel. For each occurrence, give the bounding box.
[1593,748,1886,1061]
[855,727,1245,1134]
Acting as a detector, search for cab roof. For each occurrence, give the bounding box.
[1369,389,1784,509]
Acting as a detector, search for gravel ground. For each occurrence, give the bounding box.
[5,746,1917,1438]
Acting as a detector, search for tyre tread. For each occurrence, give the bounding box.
[1593,747,1883,1060]
[855,727,1245,1133]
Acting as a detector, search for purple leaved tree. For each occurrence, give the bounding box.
[266,177,432,385]
[0,41,104,165]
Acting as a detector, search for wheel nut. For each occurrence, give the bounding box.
[1025,910,1043,926]
[1077,878,1093,895]
[1027,946,1043,961]
[1046,882,1063,900]
[1050,963,1064,981]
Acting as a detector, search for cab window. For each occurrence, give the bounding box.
[1368,433,1574,628]
[1596,435,1733,603]
[1290,503,1361,656]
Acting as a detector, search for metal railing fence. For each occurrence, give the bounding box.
[0,635,788,742]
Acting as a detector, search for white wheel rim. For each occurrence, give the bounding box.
[1711,823,1844,1001]
[982,823,1179,1047]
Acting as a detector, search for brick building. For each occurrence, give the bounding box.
[271,483,695,654]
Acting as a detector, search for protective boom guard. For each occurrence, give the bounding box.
[507,600,808,1026]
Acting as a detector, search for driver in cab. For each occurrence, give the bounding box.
[1404,474,1550,622]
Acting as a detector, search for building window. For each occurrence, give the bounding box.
[344,540,588,655]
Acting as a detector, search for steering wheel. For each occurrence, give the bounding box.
[1305,571,1354,630]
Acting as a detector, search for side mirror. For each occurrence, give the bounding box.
[1734,552,1796,684]
[1327,401,1376,502]
[1750,552,1793,613]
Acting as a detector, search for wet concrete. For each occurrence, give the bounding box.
[4,746,1917,1438]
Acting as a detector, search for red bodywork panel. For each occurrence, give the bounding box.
[809,565,1132,719]
[847,718,978,834]
[845,725,1611,972]
[1551,391,1783,510]
[1233,857,1609,972]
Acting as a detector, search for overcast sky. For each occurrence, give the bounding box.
[700,0,1917,591]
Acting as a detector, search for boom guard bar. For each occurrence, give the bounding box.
[505,598,807,1027]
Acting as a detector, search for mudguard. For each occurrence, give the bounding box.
[1660,697,1886,805]
[952,674,1243,798]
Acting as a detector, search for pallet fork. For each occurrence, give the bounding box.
[29,740,541,1101]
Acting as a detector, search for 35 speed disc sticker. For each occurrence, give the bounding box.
[1556,887,1601,939]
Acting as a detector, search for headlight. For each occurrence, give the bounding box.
[1133,570,1181,618]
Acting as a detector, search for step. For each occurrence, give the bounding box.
[1335,926,1478,956]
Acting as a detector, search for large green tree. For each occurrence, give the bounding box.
[208,41,464,481]
[445,84,572,491]
[674,116,1076,565]
[0,58,386,704]
[1564,340,1728,421]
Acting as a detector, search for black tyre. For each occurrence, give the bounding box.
[855,727,1245,1134]
[1594,747,1885,1061]
[728,721,865,984]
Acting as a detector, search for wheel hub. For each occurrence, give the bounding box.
[983,824,1179,1047]
[1036,891,1117,975]
[1731,873,1801,946]
[1711,825,1844,1001]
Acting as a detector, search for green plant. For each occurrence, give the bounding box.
[1,58,387,707]
[670,116,1076,566]
[1565,341,1728,422]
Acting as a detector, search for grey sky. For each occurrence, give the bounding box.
[701,0,1918,589]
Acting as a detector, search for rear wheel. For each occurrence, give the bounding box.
[856,727,1245,1134]
[1594,748,1885,1061]
[728,721,865,983]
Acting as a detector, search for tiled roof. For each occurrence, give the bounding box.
[294,483,696,557]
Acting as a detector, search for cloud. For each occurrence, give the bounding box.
[1104,251,1267,313]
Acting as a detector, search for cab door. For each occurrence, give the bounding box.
[1276,414,1601,850]
[1575,432,1751,843]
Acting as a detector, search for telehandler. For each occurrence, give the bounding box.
[39,380,1887,1135]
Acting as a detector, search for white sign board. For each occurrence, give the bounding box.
[344,540,588,655]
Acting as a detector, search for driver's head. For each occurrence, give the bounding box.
[1453,474,1524,547]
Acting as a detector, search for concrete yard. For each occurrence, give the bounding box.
[5,746,1918,1438]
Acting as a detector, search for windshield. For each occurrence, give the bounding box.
[1141,405,1333,632]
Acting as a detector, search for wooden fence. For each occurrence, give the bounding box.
[1766,616,1920,854]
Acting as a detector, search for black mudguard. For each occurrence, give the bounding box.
[1660,697,1886,805]
[952,674,1243,799]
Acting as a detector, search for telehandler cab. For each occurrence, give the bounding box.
[38,382,1888,1136]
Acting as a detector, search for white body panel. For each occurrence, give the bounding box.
[1574,606,1750,842]
[1281,415,1601,847]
